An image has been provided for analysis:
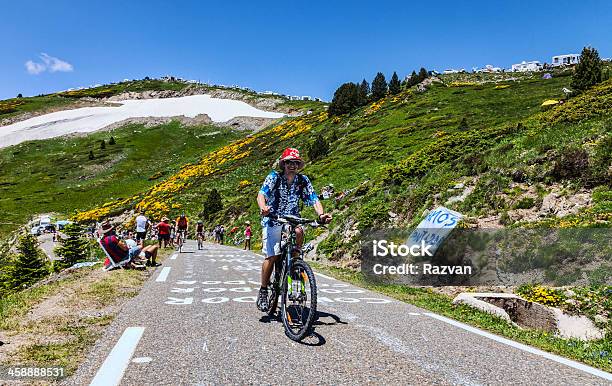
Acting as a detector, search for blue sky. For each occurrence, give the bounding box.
[2,0,611,101]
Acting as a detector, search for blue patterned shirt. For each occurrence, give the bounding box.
[259,171,319,227]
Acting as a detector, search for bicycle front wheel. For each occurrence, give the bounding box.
[281,260,317,341]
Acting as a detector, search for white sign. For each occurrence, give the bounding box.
[407,206,462,255]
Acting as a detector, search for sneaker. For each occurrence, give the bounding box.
[256,287,269,312]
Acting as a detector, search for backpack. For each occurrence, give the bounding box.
[272,171,307,211]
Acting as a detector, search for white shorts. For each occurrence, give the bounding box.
[262,225,283,257]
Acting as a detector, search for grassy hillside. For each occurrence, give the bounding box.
[72,73,610,254]
[0,122,242,237]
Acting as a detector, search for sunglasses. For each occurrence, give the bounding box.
[285,160,301,166]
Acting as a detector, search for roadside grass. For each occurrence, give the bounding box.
[310,262,612,372]
[0,249,172,376]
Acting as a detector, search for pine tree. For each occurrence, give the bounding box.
[418,67,429,83]
[406,70,418,87]
[307,133,330,162]
[329,82,361,116]
[201,189,223,220]
[359,79,370,106]
[109,136,116,145]
[54,223,90,269]
[100,140,106,150]
[6,234,49,290]
[571,46,603,92]
[371,72,388,101]
[389,72,401,95]
[88,150,94,160]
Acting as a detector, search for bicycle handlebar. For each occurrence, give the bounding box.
[265,214,322,226]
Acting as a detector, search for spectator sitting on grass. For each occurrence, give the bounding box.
[100,222,161,268]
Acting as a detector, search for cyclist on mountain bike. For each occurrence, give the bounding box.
[256,148,331,311]
[175,213,189,245]
[196,220,205,249]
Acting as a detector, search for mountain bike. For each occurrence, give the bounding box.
[197,232,204,250]
[264,214,320,341]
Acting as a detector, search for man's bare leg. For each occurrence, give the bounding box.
[261,255,280,287]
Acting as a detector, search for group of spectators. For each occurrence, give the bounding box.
[98,211,256,270]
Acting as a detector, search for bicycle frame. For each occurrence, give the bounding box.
[271,222,303,300]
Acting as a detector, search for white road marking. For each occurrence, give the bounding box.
[233,296,257,303]
[132,357,152,364]
[165,297,194,305]
[424,312,612,381]
[409,312,421,316]
[170,254,178,260]
[171,287,195,293]
[202,297,230,304]
[203,342,209,352]
[314,271,337,281]
[176,280,197,285]
[155,267,171,282]
[89,327,145,386]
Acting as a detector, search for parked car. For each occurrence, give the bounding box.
[30,226,43,235]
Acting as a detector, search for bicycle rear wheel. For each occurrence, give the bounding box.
[281,260,317,341]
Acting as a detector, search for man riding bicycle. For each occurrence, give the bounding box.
[196,220,205,249]
[175,213,189,245]
[256,148,331,311]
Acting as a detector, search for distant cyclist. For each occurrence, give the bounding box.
[196,220,205,249]
[175,213,189,245]
[256,147,331,311]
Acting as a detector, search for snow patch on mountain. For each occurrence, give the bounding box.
[0,95,285,148]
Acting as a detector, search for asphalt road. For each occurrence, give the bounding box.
[67,241,611,385]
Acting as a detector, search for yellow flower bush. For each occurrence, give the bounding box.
[0,100,25,114]
[239,180,251,188]
[494,85,511,89]
[517,285,565,306]
[366,99,385,116]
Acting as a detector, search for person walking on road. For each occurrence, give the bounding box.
[219,225,225,245]
[135,211,150,241]
[244,221,252,250]
[256,147,331,311]
[155,217,171,248]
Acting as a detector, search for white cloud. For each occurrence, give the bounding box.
[25,60,46,75]
[24,53,73,75]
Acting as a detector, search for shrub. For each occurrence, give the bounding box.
[513,197,536,210]
[88,150,94,160]
[550,146,589,181]
[109,136,116,145]
[517,284,566,307]
[307,133,329,162]
[100,140,106,150]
